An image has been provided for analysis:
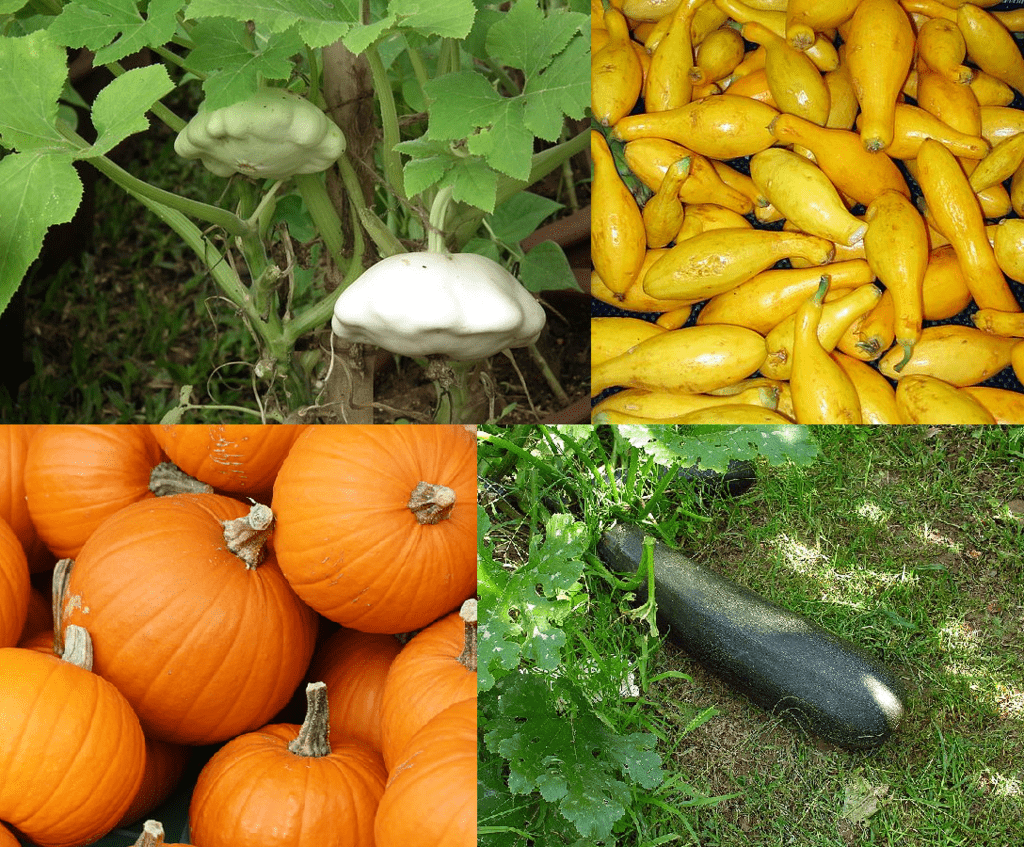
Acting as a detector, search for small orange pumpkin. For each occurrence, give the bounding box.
[379,601,477,770]
[23,425,165,559]
[150,424,307,496]
[374,698,477,847]
[0,424,51,571]
[272,425,477,633]
[189,682,387,847]
[0,625,147,847]
[0,515,29,648]
[62,493,318,745]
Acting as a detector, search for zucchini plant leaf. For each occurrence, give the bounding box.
[186,0,357,49]
[484,670,663,842]
[614,424,820,473]
[518,240,581,294]
[186,17,306,109]
[0,29,71,153]
[478,510,589,690]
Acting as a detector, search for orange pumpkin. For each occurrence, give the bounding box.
[380,602,477,770]
[189,682,387,847]
[0,625,147,847]
[0,823,19,847]
[117,738,190,827]
[62,493,318,745]
[272,425,477,633]
[23,425,165,558]
[0,515,29,648]
[308,628,403,754]
[374,698,477,847]
[0,424,51,571]
[151,424,307,496]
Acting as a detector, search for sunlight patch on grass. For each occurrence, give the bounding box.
[994,681,1024,719]
[771,532,829,577]
[855,500,890,524]
[770,531,912,600]
[978,768,1023,798]
[938,620,984,655]
[911,522,963,553]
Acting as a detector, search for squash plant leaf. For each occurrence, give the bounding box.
[485,670,663,842]
[88,64,174,157]
[186,17,306,110]
[186,0,358,49]
[479,511,588,690]
[518,240,582,294]
[478,508,524,693]
[47,0,182,66]
[0,151,83,316]
[615,425,820,474]
[0,29,82,315]
[412,0,588,210]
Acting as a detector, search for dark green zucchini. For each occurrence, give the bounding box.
[598,525,905,750]
[672,458,758,498]
[612,459,757,500]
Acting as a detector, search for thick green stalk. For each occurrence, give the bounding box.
[294,172,347,270]
[334,153,370,284]
[427,185,454,254]
[527,343,569,405]
[364,43,405,200]
[405,44,430,102]
[84,149,252,237]
[433,360,481,424]
[119,184,259,326]
[357,207,406,258]
[282,159,370,346]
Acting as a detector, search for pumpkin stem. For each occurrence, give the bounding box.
[457,598,477,672]
[222,503,275,569]
[134,820,166,847]
[288,681,331,758]
[62,625,94,671]
[51,557,74,658]
[149,462,214,496]
[407,481,456,524]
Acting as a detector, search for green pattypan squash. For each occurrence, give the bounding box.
[174,89,346,180]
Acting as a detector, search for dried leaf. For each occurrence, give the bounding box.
[840,773,889,825]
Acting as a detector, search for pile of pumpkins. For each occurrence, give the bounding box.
[0,424,478,847]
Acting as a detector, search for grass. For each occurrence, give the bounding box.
[480,426,1024,847]
[658,426,1024,847]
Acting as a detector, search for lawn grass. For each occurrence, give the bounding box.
[479,425,1024,847]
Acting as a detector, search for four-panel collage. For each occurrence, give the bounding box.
[1,1,1024,847]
